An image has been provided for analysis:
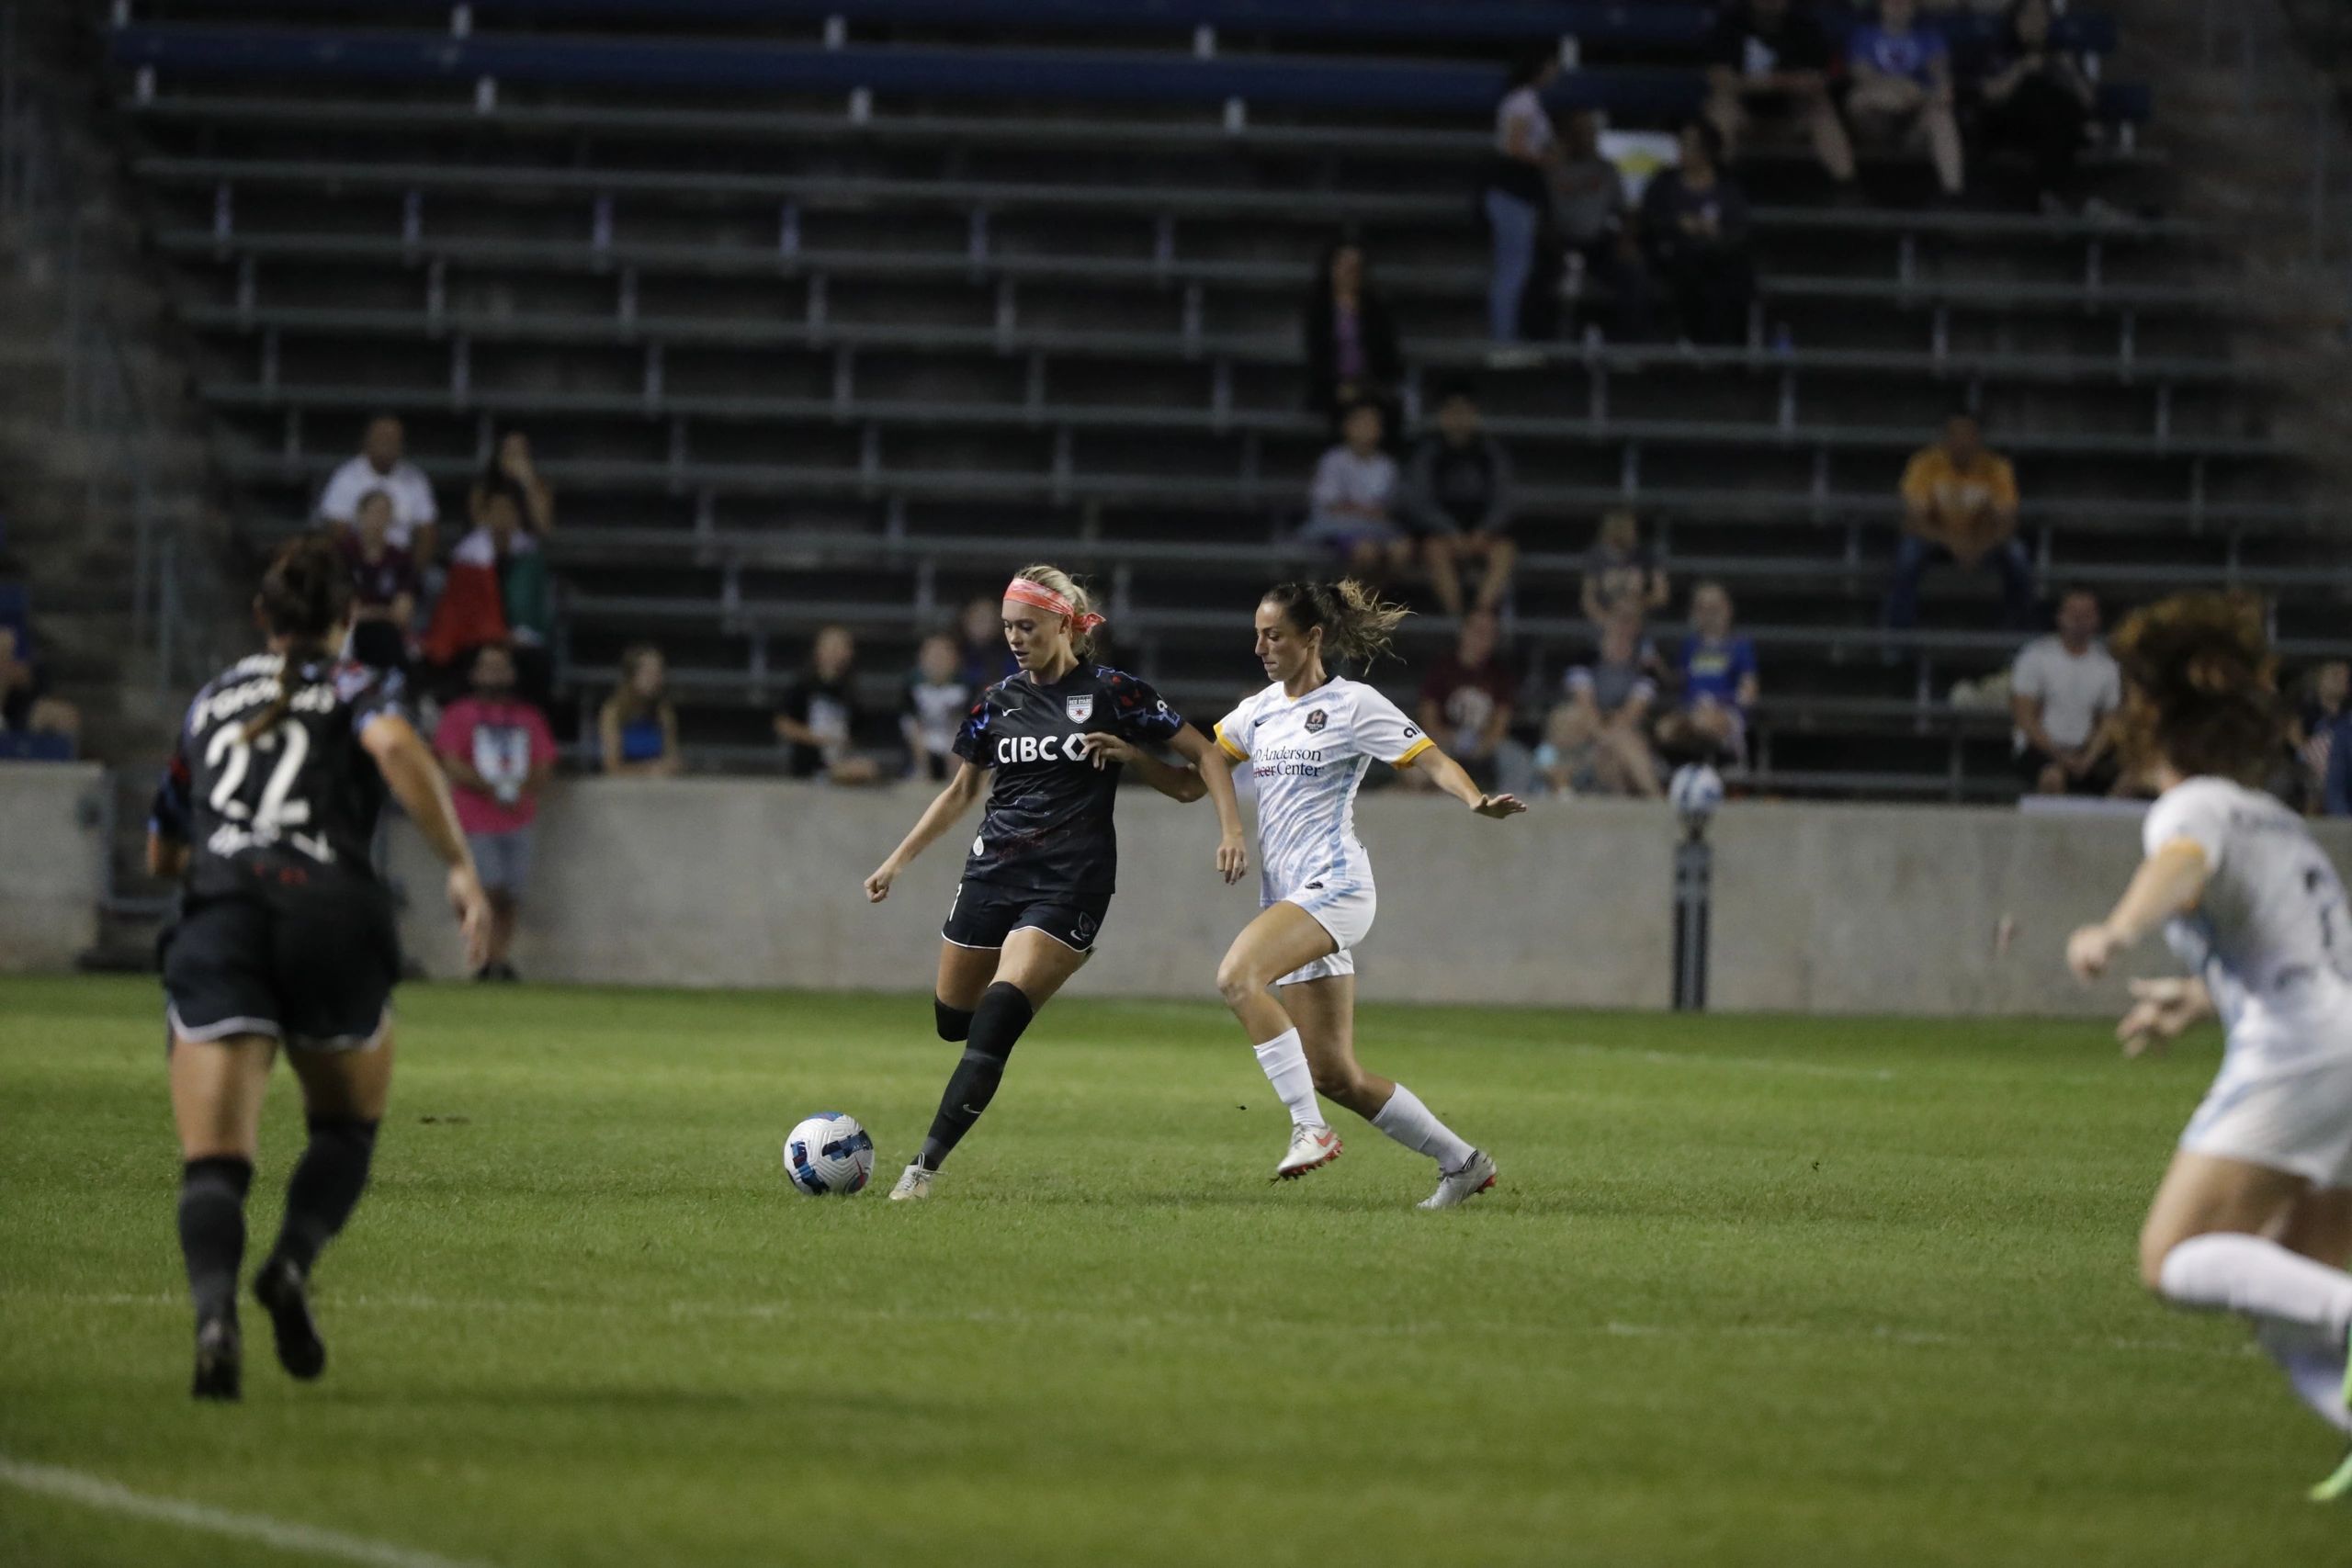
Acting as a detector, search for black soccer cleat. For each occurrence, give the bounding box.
[253,1256,326,1381]
[191,1315,241,1401]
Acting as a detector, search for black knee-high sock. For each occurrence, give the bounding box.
[267,1117,379,1277]
[178,1156,253,1323]
[934,997,975,1041]
[918,982,1034,1171]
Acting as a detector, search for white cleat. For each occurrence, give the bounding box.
[1272,1122,1343,1181]
[888,1164,934,1201]
[1418,1149,1498,1211]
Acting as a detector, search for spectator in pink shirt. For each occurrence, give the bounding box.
[432,644,556,982]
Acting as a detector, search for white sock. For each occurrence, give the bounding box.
[2157,1234,2352,1340]
[2256,1322,2352,1434]
[1251,1030,1323,1129]
[1370,1083,1475,1171]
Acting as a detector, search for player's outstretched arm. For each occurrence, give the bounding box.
[1082,730,1204,803]
[2066,838,2211,981]
[865,761,988,903]
[1170,726,1249,883]
[1405,745,1527,820]
[362,712,492,972]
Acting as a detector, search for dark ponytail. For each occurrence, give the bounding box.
[243,531,354,741]
[1261,580,1411,667]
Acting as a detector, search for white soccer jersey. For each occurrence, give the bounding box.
[2145,776,2352,1070]
[1215,677,1432,907]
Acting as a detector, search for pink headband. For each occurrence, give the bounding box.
[1005,577,1106,634]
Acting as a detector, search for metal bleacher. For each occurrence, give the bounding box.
[106,0,2342,797]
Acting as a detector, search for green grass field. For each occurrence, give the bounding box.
[0,975,2342,1566]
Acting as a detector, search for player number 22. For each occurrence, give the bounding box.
[205,722,313,831]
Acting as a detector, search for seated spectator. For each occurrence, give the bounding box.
[1846,0,1966,198]
[1539,605,1664,799]
[1301,401,1408,581]
[337,489,417,675]
[1976,0,2098,214]
[1888,412,2034,630]
[1484,48,1563,344]
[1304,238,1405,433]
[775,625,884,785]
[1638,121,1757,346]
[470,430,556,542]
[1580,509,1670,628]
[1549,109,1658,342]
[2294,660,2350,810]
[0,624,78,749]
[1705,0,1859,193]
[1401,379,1520,616]
[956,594,1019,689]
[433,643,556,982]
[317,412,439,565]
[598,642,682,777]
[903,632,973,783]
[1656,581,1760,766]
[1416,611,1522,794]
[2010,585,2121,796]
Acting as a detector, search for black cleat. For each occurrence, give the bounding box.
[253,1257,326,1381]
[191,1315,241,1401]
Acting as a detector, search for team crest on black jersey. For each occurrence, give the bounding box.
[1305,709,1328,733]
[1065,694,1095,724]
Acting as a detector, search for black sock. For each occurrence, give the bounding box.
[934,997,975,1042]
[178,1156,253,1323]
[918,982,1034,1170]
[268,1117,379,1277]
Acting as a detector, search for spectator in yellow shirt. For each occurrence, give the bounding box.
[1886,412,2035,630]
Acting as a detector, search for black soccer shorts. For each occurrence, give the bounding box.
[941,880,1112,955]
[161,885,402,1051]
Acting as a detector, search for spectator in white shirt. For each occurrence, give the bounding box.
[2011,584,2122,796]
[316,413,439,564]
[1485,48,1562,343]
[1300,401,1408,580]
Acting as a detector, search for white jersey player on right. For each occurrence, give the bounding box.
[1202,581,1523,1208]
[2065,594,2352,1501]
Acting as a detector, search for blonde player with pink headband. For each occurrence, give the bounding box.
[865,565,1249,1199]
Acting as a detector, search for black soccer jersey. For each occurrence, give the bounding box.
[951,664,1185,896]
[151,652,407,898]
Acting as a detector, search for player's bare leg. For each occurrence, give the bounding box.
[251,1034,394,1381]
[1286,976,1494,1209]
[170,1032,277,1399]
[896,931,1086,1198]
[1216,903,1346,1179]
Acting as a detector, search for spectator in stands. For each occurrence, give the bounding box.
[1402,379,1520,617]
[1580,509,1670,628]
[956,593,1019,689]
[434,643,556,982]
[1656,581,1760,766]
[775,625,884,785]
[1485,48,1562,344]
[1637,121,1758,346]
[430,474,553,707]
[1301,400,1409,581]
[2324,705,2352,818]
[1416,610,1521,793]
[597,642,682,777]
[1976,0,2098,214]
[469,430,556,542]
[1705,0,1859,193]
[2290,660,2348,812]
[902,632,972,783]
[337,489,417,676]
[2010,584,2120,795]
[1540,604,1664,798]
[318,413,438,565]
[1550,109,1659,343]
[0,625,78,750]
[1887,412,2033,630]
[1846,0,1967,199]
[1303,238,1404,434]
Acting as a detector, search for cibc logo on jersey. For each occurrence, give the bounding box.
[994,732,1093,766]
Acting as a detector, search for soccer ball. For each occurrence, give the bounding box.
[1668,763,1724,825]
[783,1112,876,1196]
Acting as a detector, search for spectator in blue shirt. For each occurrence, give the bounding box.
[1846,0,1965,197]
[1657,581,1760,766]
[2324,709,2352,817]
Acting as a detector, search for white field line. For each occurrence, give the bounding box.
[0,1456,497,1568]
[15,1289,2256,1363]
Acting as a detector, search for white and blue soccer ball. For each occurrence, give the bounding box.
[1668,762,1724,825]
[783,1112,876,1196]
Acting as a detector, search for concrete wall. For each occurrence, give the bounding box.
[0,761,105,972]
[382,779,2352,1017]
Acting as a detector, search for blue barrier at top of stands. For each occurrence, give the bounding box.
[111,23,2143,118]
[123,1,2117,55]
